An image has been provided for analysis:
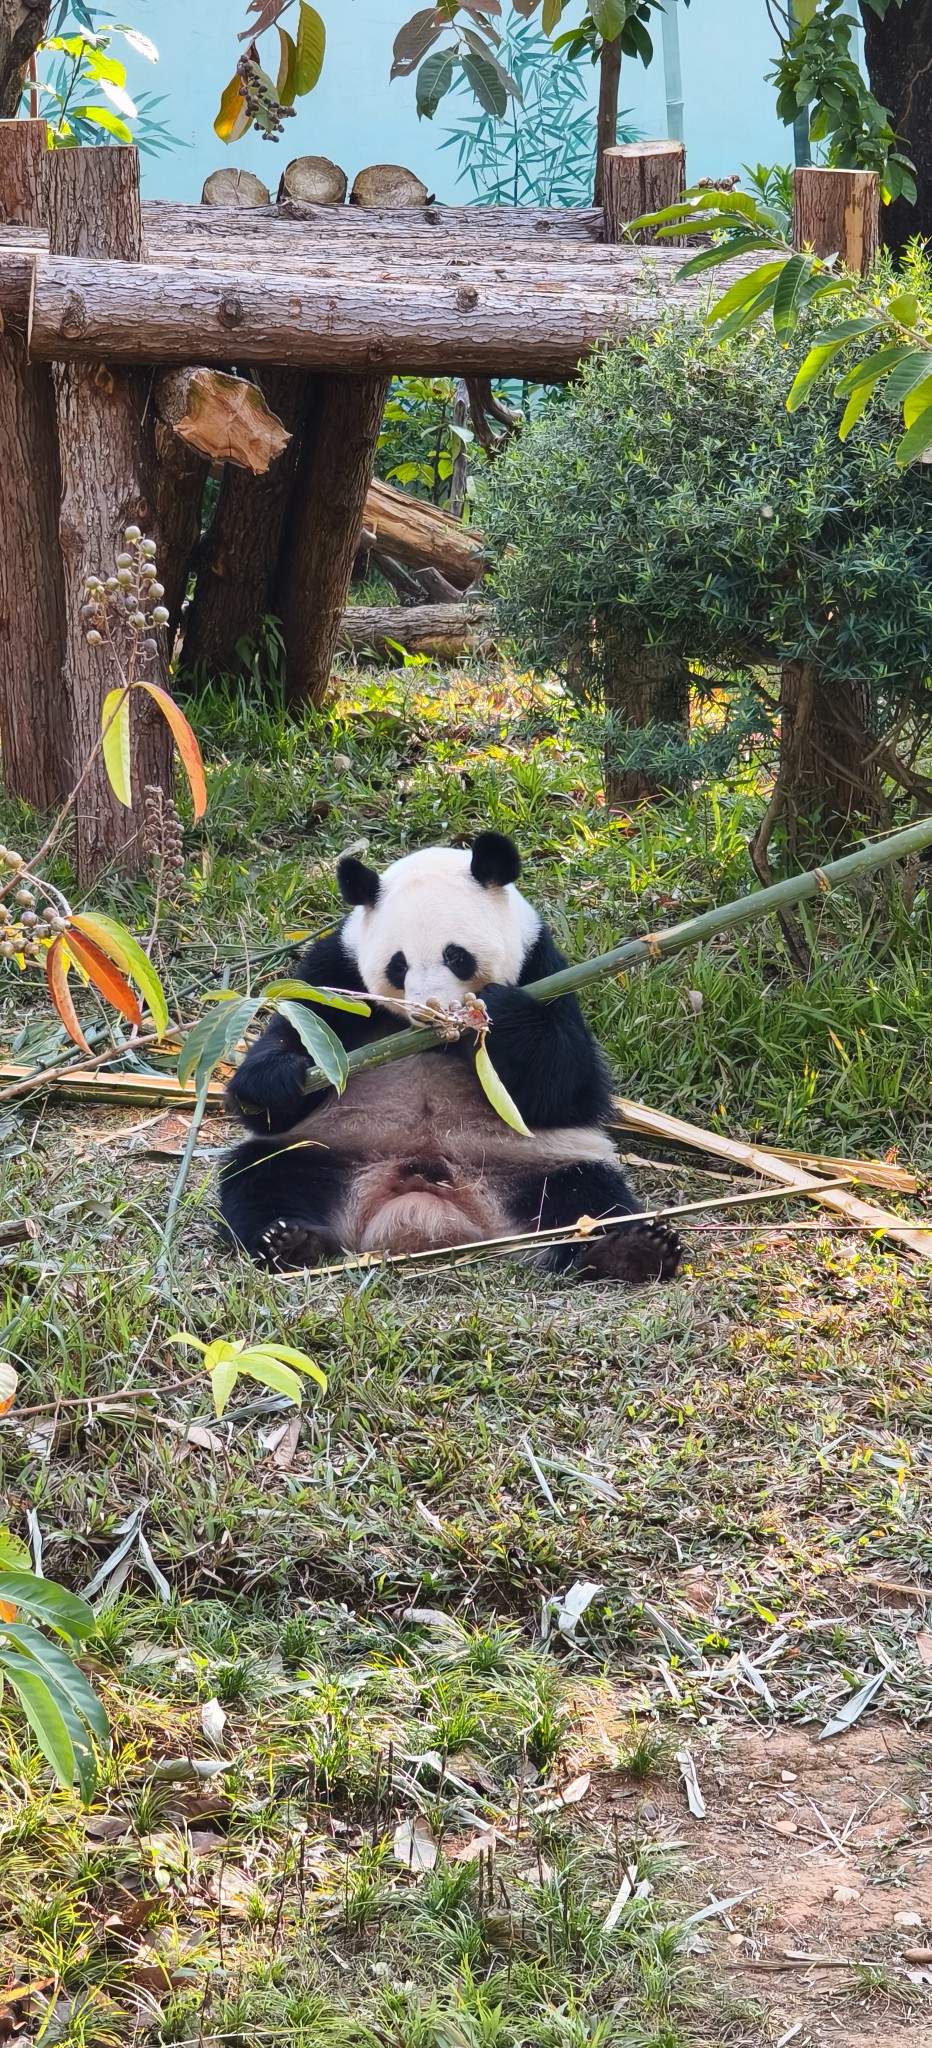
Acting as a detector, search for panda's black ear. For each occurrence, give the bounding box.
[470,831,521,889]
[337,855,381,908]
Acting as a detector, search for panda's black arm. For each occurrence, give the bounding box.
[477,925,614,1130]
[226,927,391,1134]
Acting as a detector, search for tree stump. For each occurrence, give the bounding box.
[278,156,347,205]
[602,141,686,243]
[0,119,70,810]
[792,167,880,275]
[46,146,173,881]
[350,165,428,207]
[202,167,270,208]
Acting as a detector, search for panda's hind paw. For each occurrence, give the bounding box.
[258,1217,332,1270]
[576,1219,682,1286]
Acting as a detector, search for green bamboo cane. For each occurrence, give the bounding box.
[299,815,932,1101]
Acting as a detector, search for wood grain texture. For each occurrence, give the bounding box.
[0,120,69,810]
[792,166,880,275]
[46,146,172,881]
[603,141,686,245]
[339,601,491,659]
[363,478,486,588]
[276,373,390,708]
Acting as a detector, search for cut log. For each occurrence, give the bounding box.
[278,155,347,205]
[363,477,486,588]
[143,200,606,243]
[0,119,70,810]
[181,363,312,676]
[155,367,291,474]
[155,414,206,645]
[792,166,880,275]
[46,146,172,881]
[351,165,429,207]
[603,141,686,243]
[26,252,725,377]
[339,602,492,660]
[276,374,391,707]
[202,166,270,208]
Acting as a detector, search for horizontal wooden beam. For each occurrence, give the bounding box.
[22,251,730,379]
[143,200,606,245]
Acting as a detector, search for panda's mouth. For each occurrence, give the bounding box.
[398,1156,455,1191]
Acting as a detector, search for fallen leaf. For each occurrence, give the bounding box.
[676,1748,707,1820]
[0,1359,17,1415]
[452,1828,496,1863]
[818,1668,886,1740]
[206,1864,253,1915]
[393,1818,438,1872]
[200,1697,228,1747]
[268,1413,302,1469]
[533,1771,591,1816]
[540,1579,603,1643]
[916,1632,932,1667]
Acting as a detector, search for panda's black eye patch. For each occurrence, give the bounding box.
[443,943,478,982]
[385,951,408,989]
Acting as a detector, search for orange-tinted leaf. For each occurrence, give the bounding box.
[214,70,250,143]
[46,936,91,1053]
[0,1597,17,1622]
[136,683,207,820]
[64,927,142,1027]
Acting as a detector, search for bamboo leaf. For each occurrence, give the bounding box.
[45,936,91,1054]
[69,913,169,1038]
[135,683,207,819]
[63,928,142,1028]
[294,1,326,95]
[262,979,371,1015]
[101,688,131,808]
[177,996,263,1096]
[475,1038,531,1135]
[214,71,250,145]
[276,999,349,1093]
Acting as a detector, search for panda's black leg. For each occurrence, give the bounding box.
[510,1161,682,1285]
[219,1139,345,1269]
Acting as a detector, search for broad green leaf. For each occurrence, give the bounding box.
[786,340,846,412]
[391,7,443,79]
[416,48,455,119]
[276,999,349,1093]
[836,343,916,397]
[0,1528,29,1571]
[773,253,812,335]
[884,350,932,407]
[712,277,780,342]
[102,697,136,822]
[475,1039,531,1137]
[238,1355,305,1405]
[241,1344,327,1391]
[542,0,566,29]
[69,913,169,1039]
[214,71,250,144]
[168,1332,208,1355]
[97,75,137,118]
[74,106,134,141]
[136,682,207,819]
[210,1359,241,1418]
[203,1339,239,1373]
[678,239,784,280]
[896,401,932,466]
[903,375,932,427]
[277,26,298,104]
[262,979,370,1015]
[590,0,627,34]
[177,996,263,1097]
[888,292,919,326]
[810,316,884,344]
[294,1,326,95]
[2,1624,108,1746]
[0,1571,94,1642]
[705,260,788,324]
[3,1660,74,1786]
[461,48,508,119]
[838,382,873,440]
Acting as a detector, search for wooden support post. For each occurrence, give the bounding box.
[46,146,172,881]
[0,120,70,810]
[602,140,686,243]
[275,375,390,707]
[792,166,880,274]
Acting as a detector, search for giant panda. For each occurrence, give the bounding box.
[220,831,682,1285]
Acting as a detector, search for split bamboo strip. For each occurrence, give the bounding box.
[615,1099,932,1261]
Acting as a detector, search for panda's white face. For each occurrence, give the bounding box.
[343,847,540,1021]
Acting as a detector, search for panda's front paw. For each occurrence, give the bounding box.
[258,1218,333,1270]
[576,1220,683,1286]
[227,1052,310,1133]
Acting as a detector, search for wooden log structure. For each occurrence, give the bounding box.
[339,601,492,661]
[792,165,881,275]
[0,120,70,810]
[602,140,686,244]
[362,478,487,590]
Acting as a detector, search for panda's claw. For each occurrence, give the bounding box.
[576,1219,683,1286]
[258,1218,331,1270]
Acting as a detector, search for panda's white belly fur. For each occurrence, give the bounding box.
[283,1050,618,1254]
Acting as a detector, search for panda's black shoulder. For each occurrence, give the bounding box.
[518,921,568,985]
[293,920,363,993]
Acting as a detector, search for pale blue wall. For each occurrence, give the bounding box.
[124,0,794,205]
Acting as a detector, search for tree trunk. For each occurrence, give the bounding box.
[791,166,880,273]
[602,141,686,244]
[363,478,486,587]
[602,642,691,808]
[0,1,51,119]
[594,37,622,206]
[154,420,207,648]
[46,146,172,881]
[779,661,884,860]
[0,118,70,809]
[860,0,932,252]
[339,601,491,661]
[276,374,391,708]
[180,365,312,677]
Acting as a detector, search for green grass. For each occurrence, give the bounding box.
[0,661,930,2045]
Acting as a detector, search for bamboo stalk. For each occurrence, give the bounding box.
[615,1099,932,1261]
[297,815,932,1099]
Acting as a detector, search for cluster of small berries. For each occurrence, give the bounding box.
[81,526,169,651]
[143,785,185,877]
[0,849,67,962]
[237,53,297,139]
